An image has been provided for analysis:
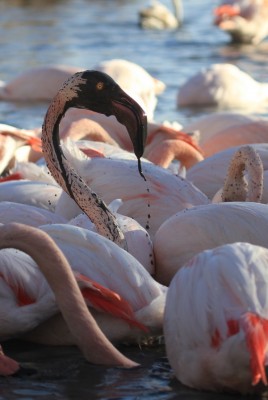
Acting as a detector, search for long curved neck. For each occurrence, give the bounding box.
[0,223,136,368]
[221,145,263,202]
[42,90,126,248]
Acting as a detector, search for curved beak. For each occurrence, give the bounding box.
[111,89,148,162]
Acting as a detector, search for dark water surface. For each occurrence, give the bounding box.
[1,0,268,398]
[1,340,245,400]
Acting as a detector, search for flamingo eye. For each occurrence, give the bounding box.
[96,81,104,90]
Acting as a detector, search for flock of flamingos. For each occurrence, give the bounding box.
[1,0,268,395]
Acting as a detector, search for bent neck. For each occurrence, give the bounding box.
[0,223,136,368]
[42,90,126,248]
[221,146,263,202]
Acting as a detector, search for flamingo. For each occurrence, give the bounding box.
[0,201,67,227]
[0,222,140,376]
[67,204,155,275]
[37,223,166,339]
[177,63,268,110]
[212,145,264,203]
[61,121,203,169]
[41,69,147,249]
[187,143,268,201]
[0,61,164,121]
[164,242,268,393]
[0,180,61,211]
[183,112,268,158]
[154,145,266,285]
[39,69,161,270]
[0,223,166,348]
[59,110,185,156]
[2,161,55,185]
[0,151,156,271]
[214,0,268,44]
[154,201,268,285]
[0,65,81,102]
[0,124,42,174]
[138,0,183,30]
[143,125,204,169]
[41,69,209,247]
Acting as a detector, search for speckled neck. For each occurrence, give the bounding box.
[41,74,126,248]
[221,145,263,203]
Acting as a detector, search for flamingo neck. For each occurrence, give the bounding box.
[221,146,263,202]
[0,223,136,368]
[42,90,126,248]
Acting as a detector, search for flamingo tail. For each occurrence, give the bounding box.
[241,312,268,386]
[74,272,149,333]
[26,136,42,153]
[0,172,23,183]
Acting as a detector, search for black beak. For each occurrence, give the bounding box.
[111,89,147,177]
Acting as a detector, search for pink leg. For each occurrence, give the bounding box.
[0,345,20,376]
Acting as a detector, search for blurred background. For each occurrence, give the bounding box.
[1,0,267,130]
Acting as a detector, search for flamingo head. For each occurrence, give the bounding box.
[64,70,148,163]
[214,4,240,25]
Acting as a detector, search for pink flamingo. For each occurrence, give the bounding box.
[164,242,268,393]
[0,222,165,349]
[0,222,140,376]
[212,145,263,202]
[41,69,147,249]
[0,124,42,174]
[214,0,268,44]
[183,112,268,158]
[0,65,81,102]
[0,180,62,212]
[143,125,203,169]
[177,63,268,110]
[187,143,268,200]
[154,145,265,285]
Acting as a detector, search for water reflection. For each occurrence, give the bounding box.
[1,341,250,400]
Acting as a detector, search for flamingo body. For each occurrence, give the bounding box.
[68,210,155,275]
[0,65,81,101]
[0,181,61,211]
[0,223,166,344]
[177,63,268,110]
[0,223,140,373]
[40,223,165,322]
[55,150,209,237]
[214,0,268,44]
[139,0,183,30]
[0,201,67,227]
[187,143,268,201]
[183,112,268,157]
[154,202,268,285]
[164,242,268,393]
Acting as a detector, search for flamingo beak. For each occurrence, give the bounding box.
[111,90,148,161]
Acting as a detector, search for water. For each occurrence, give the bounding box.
[0,0,268,398]
[1,0,268,129]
